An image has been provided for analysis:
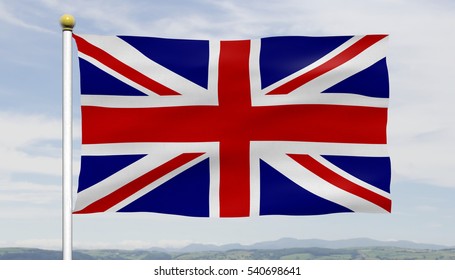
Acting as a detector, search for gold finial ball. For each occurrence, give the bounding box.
[60,14,75,31]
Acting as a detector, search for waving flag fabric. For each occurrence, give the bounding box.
[73,34,391,217]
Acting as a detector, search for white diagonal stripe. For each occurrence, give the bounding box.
[260,152,388,213]
[311,154,390,199]
[251,35,388,108]
[259,36,365,94]
[76,142,220,215]
[107,153,209,212]
[251,141,389,157]
[77,34,212,98]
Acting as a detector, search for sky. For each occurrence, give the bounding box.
[0,0,454,250]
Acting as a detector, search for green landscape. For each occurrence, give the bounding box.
[1,247,455,260]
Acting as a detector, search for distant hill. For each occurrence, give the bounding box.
[0,248,91,260]
[1,238,453,260]
[153,237,450,253]
[248,237,449,250]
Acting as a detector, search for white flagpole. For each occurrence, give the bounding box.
[60,14,75,261]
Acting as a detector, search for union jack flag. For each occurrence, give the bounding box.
[73,34,391,217]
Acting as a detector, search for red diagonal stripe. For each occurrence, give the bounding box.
[73,34,180,96]
[74,152,204,214]
[287,154,391,212]
[267,35,387,95]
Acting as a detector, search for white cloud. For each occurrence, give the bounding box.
[0,112,81,176]
[0,112,60,147]
[0,180,60,205]
[0,112,61,176]
[389,102,455,187]
[72,239,192,250]
[0,1,53,34]
[0,239,62,250]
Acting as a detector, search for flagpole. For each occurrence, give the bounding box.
[60,14,75,261]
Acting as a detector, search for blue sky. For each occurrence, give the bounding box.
[0,0,454,249]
